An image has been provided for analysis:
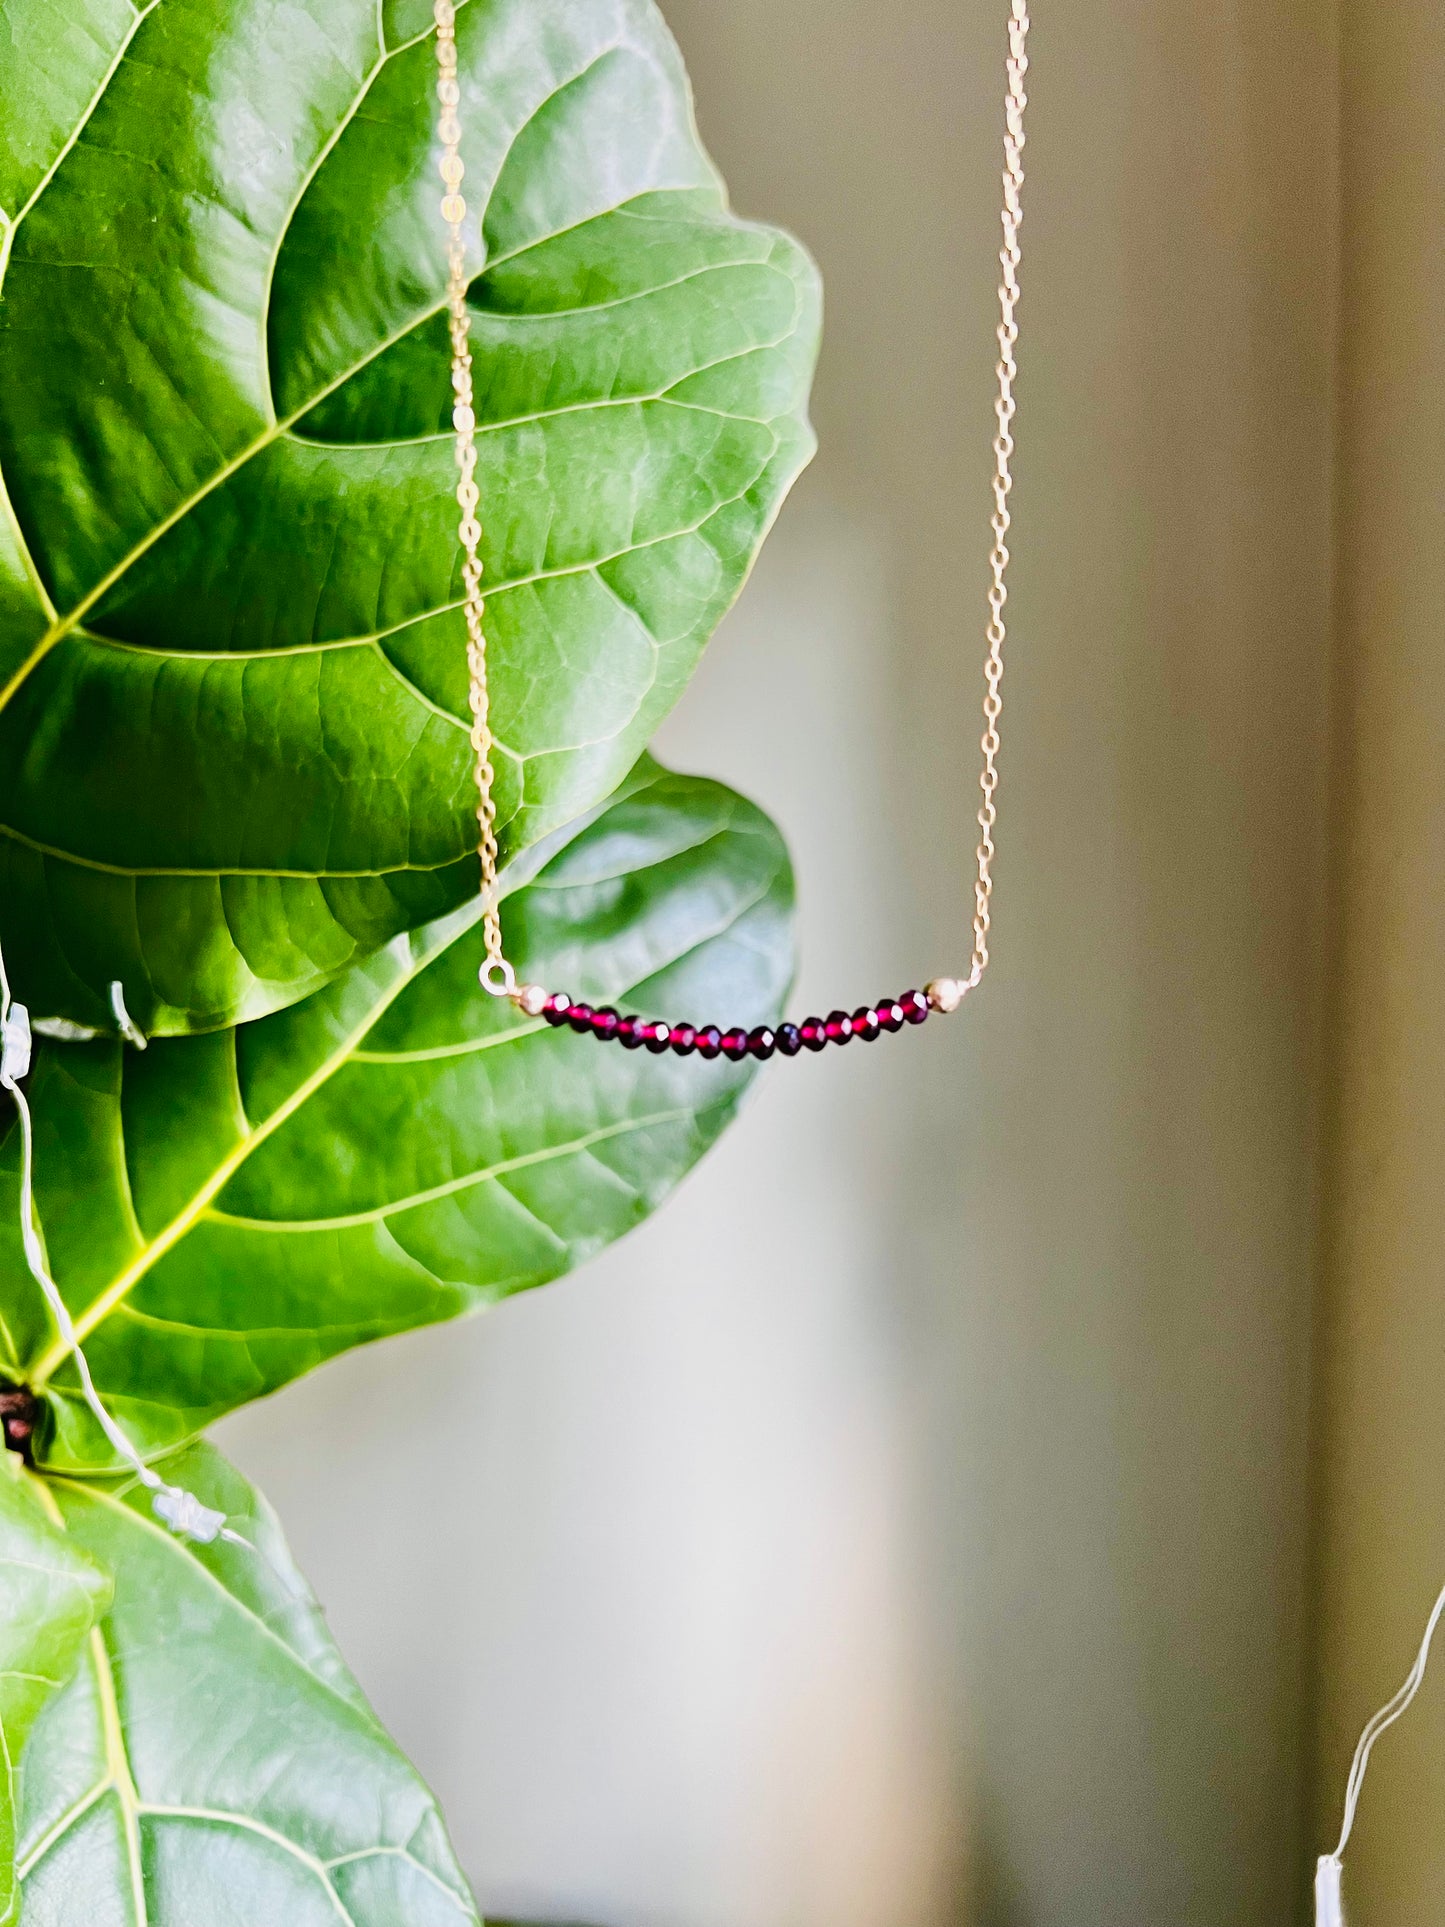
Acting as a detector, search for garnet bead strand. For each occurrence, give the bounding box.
[529,985,944,1058]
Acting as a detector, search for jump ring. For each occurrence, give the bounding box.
[480,957,516,997]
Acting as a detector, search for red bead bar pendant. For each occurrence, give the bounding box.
[527,984,959,1060]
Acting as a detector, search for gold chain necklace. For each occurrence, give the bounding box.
[431,0,1029,1062]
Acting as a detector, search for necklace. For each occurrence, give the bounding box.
[430,0,1030,1064]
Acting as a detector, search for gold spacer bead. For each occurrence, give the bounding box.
[514,982,549,1017]
[925,977,964,1013]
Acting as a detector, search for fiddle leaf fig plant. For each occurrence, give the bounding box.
[17,1445,484,1926]
[0,0,818,1919]
[0,0,817,1038]
[0,1455,110,1927]
[3,763,793,1471]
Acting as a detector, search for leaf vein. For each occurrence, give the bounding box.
[203,1104,703,1231]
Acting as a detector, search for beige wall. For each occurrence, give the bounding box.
[1313,2,1445,1919]
[220,3,1357,1923]
[659,1,1339,1919]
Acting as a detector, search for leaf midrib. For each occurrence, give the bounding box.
[23,1479,145,1920]
[25,942,429,1384]
[90,1627,147,1926]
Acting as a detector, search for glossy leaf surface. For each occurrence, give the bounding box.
[0,765,792,1468]
[17,1443,481,1925]
[0,0,818,1034]
[0,1455,110,1925]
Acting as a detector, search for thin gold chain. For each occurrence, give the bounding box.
[434,0,511,995]
[967,0,1029,995]
[433,0,1029,1008]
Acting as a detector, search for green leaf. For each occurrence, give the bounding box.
[0,764,792,1468]
[0,0,818,1036]
[18,1442,482,1924]
[0,1454,110,1925]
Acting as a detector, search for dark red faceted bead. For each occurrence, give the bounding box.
[567,1002,595,1033]
[0,1387,38,1463]
[616,1015,644,1049]
[644,1020,671,1054]
[543,993,572,1026]
[876,999,906,1033]
[720,1027,750,1062]
[590,1007,620,1039]
[800,1018,828,1052]
[695,1025,723,1060]
[900,990,930,1025]
[775,1023,802,1057]
[670,1024,698,1056]
[824,1010,854,1045]
[852,1005,881,1042]
[747,1026,776,1061]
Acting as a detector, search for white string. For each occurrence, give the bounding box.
[0,945,246,1549]
[1316,1573,1445,1924]
[1314,1853,1343,1927]
[108,980,147,1051]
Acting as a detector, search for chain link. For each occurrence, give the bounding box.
[966,0,1029,994]
[434,0,1028,1007]
[434,0,512,996]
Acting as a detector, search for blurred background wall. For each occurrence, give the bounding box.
[220,1,1351,1922]
[1311,2,1445,1922]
